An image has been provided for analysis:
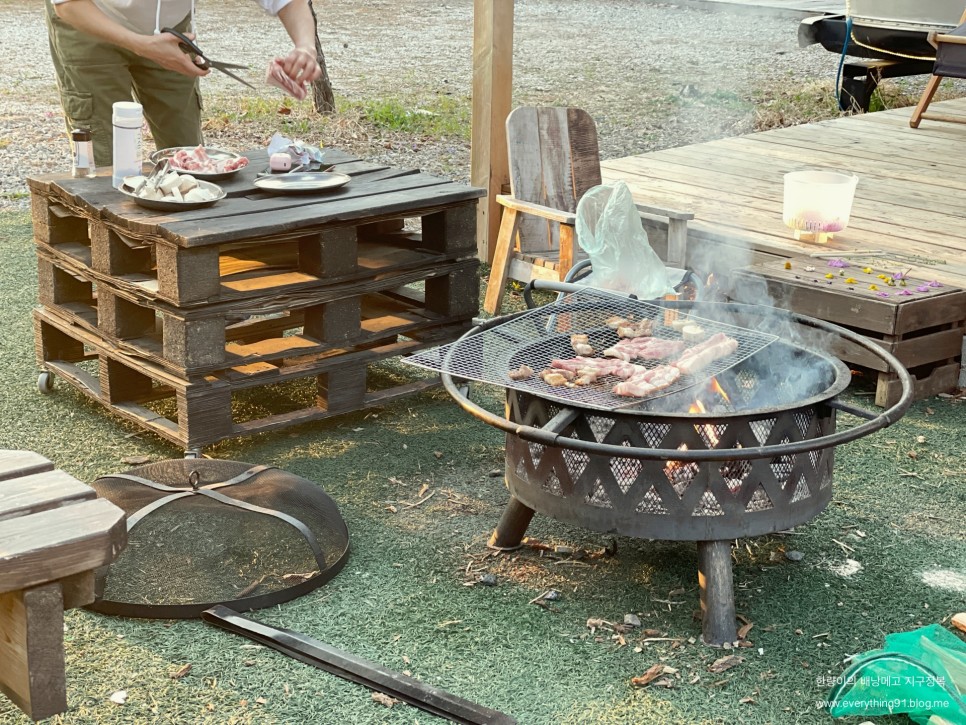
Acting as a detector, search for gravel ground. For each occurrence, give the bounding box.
[0,0,843,209]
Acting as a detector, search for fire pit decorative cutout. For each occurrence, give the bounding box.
[429,292,912,647]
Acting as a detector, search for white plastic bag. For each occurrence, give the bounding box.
[575,181,671,300]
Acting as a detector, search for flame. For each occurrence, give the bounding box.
[669,380,730,479]
[709,377,730,404]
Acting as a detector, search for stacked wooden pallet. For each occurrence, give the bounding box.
[730,256,966,407]
[28,150,483,451]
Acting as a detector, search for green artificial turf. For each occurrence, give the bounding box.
[0,210,964,725]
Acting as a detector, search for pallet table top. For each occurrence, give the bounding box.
[27,148,485,247]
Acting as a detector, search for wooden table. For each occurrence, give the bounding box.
[730,256,966,406]
[0,450,126,721]
[28,150,484,450]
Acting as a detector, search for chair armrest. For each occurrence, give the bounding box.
[496,194,576,225]
[926,30,966,48]
[634,202,695,221]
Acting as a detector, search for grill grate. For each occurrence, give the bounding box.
[406,288,778,411]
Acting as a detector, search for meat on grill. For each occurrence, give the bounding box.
[613,364,682,397]
[673,333,739,375]
[550,357,647,380]
[602,337,686,362]
[570,334,595,356]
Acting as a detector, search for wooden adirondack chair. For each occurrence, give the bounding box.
[910,7,966,127]
[483,106,693,315]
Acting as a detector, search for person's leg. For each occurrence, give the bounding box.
[130,16,203,152]
[44,0,135,167]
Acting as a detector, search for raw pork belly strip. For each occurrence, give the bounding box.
[613,364,682,397]
[603,337,686,362]
[266,58,308,100]
[550,357,647,380]
[168,145,249,173]
[673,333,739,375]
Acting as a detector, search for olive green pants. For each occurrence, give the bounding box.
[45,0,203,167]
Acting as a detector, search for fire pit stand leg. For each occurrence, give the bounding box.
[488,496,535,550]
[697,540,738,647]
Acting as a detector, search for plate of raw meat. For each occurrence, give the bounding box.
[150,145,249,181]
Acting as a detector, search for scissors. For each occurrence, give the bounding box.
[161,27,255,90]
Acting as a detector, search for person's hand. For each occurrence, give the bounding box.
[279,46,321,84]
[137,31,210,77]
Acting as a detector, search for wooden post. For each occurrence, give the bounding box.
[471,0,514,264]
[487,496,534,550]
[697,540,738,647]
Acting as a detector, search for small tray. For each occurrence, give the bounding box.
[119,178,226,211]
[253,172,351,194]
[150,146,248,181]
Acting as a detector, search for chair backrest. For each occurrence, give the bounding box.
[506,106,602,253]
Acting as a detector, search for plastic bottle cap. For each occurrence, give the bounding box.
[113,101,143,118]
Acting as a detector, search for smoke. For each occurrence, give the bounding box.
[684,234,843,408]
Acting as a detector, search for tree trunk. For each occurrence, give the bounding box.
[308,0,335,114]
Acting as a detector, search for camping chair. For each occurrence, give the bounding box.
[910,7,966,128]
[482,106,694,315]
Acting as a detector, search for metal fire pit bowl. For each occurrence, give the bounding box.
[441,295,913,646]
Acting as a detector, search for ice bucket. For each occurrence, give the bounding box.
[783,170,858,243]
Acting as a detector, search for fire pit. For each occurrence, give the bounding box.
[413,287,912,646]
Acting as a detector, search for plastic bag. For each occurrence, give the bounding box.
[575,181,672,300]
[827,624,966,724]
[267,133,325,169]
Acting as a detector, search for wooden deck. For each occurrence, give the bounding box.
[601,96,966,288]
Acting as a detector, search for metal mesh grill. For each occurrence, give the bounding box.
[406,289,777,411]
[89,459,349,618]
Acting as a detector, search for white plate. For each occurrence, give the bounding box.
[253,172,352,194]
[150,147,248,181]
[119,178,226,211]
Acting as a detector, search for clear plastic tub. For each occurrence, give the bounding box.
[783,170,859,235]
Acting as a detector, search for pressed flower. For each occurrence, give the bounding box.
[892,272,906,280]
[876,291,890,298]
[869,284,878,291]
[804,265,816,272]
[862,267,873,274]
[827,259,849,268]
[825,273,835,279]
[929,280,943,288]
[895,289,913,296]
[784,261,792,270]
[877,274,889,281]
[845,277,857,284]
[916,284,930,292]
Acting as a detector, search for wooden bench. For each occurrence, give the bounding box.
[0,450,126,721]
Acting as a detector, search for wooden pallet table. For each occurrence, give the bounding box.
[730,256,966,406]
[28,151,484,450]
[0,450,126,721]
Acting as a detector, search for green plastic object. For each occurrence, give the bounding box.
[827,624,966,724]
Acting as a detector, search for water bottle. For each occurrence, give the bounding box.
[112,101,143,188]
